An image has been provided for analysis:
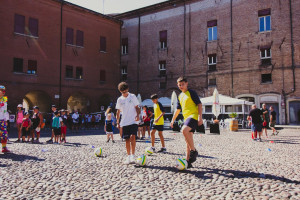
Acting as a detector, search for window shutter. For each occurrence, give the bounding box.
[14,14,25,34]
[207,20,217,27]
[66,28,73,44]
[122,38,128,45]
[100,70,106,81]
[258,8,271,17]
[29,18,38,36]
[159,30,167,42]
[76,30,84,46]
[100,36,106,52]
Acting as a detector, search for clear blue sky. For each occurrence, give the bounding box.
[66,0,167,14]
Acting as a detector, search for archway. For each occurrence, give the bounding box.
[23,91,52,113]
[288,100,300,125]
[67,93,90,113]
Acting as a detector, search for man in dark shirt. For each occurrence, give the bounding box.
[248,105,264,142]
[261,104,269,138]
[269,106,279,135]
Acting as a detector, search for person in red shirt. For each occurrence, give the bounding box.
[142,106,153,140]
[21,112,31,142]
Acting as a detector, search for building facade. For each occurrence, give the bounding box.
[0,0,122,113]
[117,0,300,124]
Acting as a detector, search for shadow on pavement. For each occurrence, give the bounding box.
[0,153,45,162]
[139,165,300,184]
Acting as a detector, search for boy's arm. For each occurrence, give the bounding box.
[116,110,120,128]
[135,106,141,121]
[39,114,43,127]
[197,103,203,126]
[170,109,181,128]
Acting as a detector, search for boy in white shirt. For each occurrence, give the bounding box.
[116,82,140,164]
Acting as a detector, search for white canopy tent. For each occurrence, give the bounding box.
[201,94,253,115]
[142,97,171,107]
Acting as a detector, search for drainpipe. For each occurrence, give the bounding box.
[282,0,296,124]
[183,1,186,76]
[137,15,141,94]
[230,0,234,97]
[59,0,63,109]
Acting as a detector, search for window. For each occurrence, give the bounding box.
[13,58,23,73]
[159,61,166,76]
[225,105,233,113]
[259,9,271,32]
[27,60,37,74]
[159,82,166,89]
[205,105,212,113]
[76,30,84,47]
[208,54,217,71]
[65,65,73,78]
[66,28,74,45]
[14,14,25,34]
[76,67,83,79]
[100,36,106,52]
[260,48,272,65]
[207,20,217,41]
[159,30,167,49]
[100,70,106,82]
[29,18,38,37]
[261,74,272,83]
[208,78,216,86]
[121,38,128,55]
[121,66,127,81]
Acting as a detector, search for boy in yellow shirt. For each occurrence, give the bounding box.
[150,94,166,153]
[171,77,203,168]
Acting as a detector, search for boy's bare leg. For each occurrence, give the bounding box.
[151,129,156,147]
[182,125,195,151]
[125,139,131,155]
[158,131,165,147]
[130,135,136,155]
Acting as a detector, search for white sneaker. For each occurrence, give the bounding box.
[129,155,135,164]
[124,156,130,165]
[150,147,156,152]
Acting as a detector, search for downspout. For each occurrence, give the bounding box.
[59,0,63,109]
[183,1,186,76]
[283,0,296,124]
[137,15,141,94]
[230,0,234,97]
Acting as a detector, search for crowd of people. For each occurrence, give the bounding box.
[248,103,279,142]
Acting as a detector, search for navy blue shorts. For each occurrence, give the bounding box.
[152,125,164,132]
[251,123,262,132]
[184,118,198,132]
[122,124,138,139]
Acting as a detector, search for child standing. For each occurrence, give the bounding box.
[171,77,202,168]
[15,104,24,143]
[31,106,43,143]
[60,109,68,143]
[105,113,115,143]
[21,112,31,142]
[149,94,166,153]
[52,111,62,144]
[0,85,10,152]
[142,106,152,139]
[116,82,140,164]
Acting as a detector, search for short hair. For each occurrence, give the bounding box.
[177,76,187,83]
[118,82,129,92]
[151,94,158,99]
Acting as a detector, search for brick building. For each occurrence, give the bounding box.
[0,0,122,113]
[116,0,300,124]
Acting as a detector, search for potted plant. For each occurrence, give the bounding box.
[229,113,238,131]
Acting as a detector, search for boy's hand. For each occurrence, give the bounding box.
[170,121,174,128]
[135,116,139,121]
[154,119,159,123]
[198,119,203,126]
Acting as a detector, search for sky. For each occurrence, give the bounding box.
[66,0,168,14]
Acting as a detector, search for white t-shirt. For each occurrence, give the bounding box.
[72,113,79,123]
[116,93,139,127]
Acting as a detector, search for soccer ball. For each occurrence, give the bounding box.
[94,147,103,157]
[176,158,187,170]
[136,154,147,166]
[145,147,154,155]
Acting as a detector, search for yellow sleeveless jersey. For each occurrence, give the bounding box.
[177,89,201,120]
[153,102,165,125]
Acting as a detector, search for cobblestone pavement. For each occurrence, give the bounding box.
[0,128,299,199]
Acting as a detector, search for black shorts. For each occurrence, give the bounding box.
[22,127,30,137]
[152,125,164,132]
[143,121,150,127]
[54,128,61,136]
[184,118,198,132]
[122,124,138,139]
